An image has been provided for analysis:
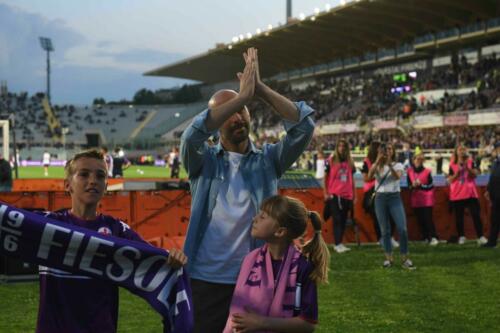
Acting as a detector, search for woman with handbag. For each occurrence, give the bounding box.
[361,141,398,247]
[324,139,356,253]
[367,143,415,269]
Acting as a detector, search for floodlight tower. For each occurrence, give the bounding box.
[39,37,54,105]
[286,0,292,22]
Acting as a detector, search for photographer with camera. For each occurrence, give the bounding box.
[447,144,487,245]
[361,141,398,247]
[367,143,414,269]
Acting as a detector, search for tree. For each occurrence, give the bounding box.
[133,88,157,105]
[93,97,106,105]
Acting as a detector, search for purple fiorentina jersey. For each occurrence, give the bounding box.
[271,255,318,323]
[36,210,145,333]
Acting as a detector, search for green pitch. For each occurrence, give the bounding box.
[14,165,188,179]
[1,243,499,332]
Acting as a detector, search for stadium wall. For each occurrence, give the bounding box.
[0,187,492,249]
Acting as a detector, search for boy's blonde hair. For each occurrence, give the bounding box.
[64,149,106,179]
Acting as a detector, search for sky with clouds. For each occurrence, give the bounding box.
[0,0,339,104]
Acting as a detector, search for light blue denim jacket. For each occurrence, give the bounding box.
[180,101,315,274]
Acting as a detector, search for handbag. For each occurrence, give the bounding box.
[369,168,392,206]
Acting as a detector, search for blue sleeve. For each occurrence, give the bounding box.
[266,102,315,177]
[180,109,217,179]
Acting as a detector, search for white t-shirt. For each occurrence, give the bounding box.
[168,152,176,166]
[315,158,325,179]
[375,162,404,193]
[42,152,51,165]
[191,151,255,283]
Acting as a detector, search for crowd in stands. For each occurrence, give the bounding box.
[0,92,50,144]
[312,126,500,152]
[251,53,500,132]
[1,52,500,156]
[0,91,155,148]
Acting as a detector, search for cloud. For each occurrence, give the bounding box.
[0,3,86,93]
[63,43,185,72]
[0,3,191,104]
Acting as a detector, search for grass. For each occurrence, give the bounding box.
[1,242,499,332]
[13,165,188,179]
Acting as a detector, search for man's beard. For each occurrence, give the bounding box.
[226,122,250,145]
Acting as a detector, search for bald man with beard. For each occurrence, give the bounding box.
[180,48,315,332]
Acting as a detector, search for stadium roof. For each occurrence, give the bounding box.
[145,0,500,84]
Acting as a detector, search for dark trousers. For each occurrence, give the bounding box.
[327,196,353,245]
[453,198,483,237]
[487,203,500,245]
[414,207,438,241]
[191,278,235,333]
[363,190,395,240]
[170,166,180,178]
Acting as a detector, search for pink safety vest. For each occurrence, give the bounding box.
[362,158,376,193]
[326,157,354,200]
[408,167,435,208]
[449,159,479,201]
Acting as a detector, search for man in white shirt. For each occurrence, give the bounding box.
[42,151,51,177]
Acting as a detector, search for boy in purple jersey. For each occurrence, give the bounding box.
[36,149,187,333]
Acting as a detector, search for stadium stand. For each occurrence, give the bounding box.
[1,2,500,166]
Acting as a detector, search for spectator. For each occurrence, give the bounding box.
[407,153,439,245]
[100,146,114,178]
[112,148,131,178]
[361,141,397,245]
[168,147,180,178]
[324,139,356,253]
[483,141,500,248]
[42,151,51,177]
[180,48,314,333]
[447,144,488,245]
[0,153,12,192]
[368,143,414,269]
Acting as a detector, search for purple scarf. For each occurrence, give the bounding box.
[0,203,193,333]
[224,244,301,333]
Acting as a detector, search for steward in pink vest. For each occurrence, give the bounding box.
[448,158,479,201]
[408,166,435,208]
[447,145,485,244]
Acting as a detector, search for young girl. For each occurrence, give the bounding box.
[367,143,414,269]
[407,153,439,245]
[36,149,187,333]
[324,139,356,253]
[447,144,487,245]
[224,195,330,333]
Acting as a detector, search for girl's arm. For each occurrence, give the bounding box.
[231,312,315,333]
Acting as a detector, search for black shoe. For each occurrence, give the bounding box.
[482,243,497,248]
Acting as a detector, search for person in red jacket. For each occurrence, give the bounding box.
[447,144,487,245]
[407,153,439,246]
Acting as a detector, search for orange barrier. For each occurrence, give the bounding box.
[11,178,127,192]
[0,187,493,251]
